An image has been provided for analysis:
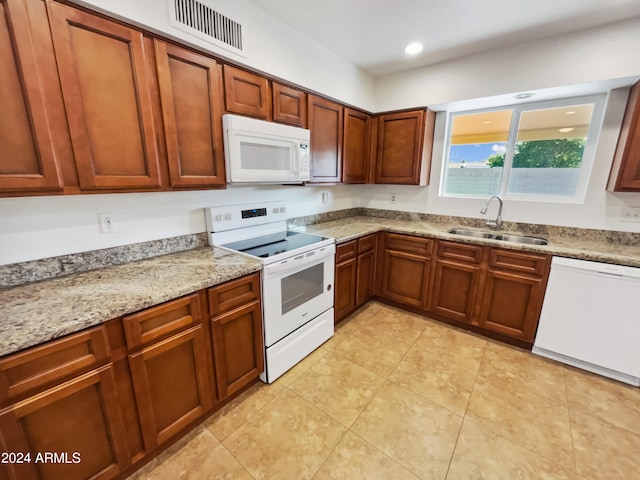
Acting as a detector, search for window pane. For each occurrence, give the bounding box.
[443,110,512,196]
[507,104,594,195]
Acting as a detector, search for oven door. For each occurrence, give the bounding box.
[261,244,335,347]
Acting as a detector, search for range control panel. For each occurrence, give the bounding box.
[205,201,287,233]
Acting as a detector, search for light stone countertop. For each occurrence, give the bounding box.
[2,214,639,358]
[0,247,262,357]
[294,216,640,268]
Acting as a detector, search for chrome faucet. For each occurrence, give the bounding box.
[480,195,503,230]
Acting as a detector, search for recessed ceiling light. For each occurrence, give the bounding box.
[565,111,576,115]
[404,42,423,55]
[482,121,492,124]
[558,127,574,133]
[514,93,535,100]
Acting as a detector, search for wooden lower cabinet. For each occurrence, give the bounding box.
[210,301,264,399]
[335,234,377,323]
[0,272,265,480]
[128,324,213,451]
[0,365,129,480]
[378,233,432,309]
[430,241,483,324]
[476,249,551,343]
[208,272,264,400]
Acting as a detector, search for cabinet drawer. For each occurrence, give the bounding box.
[123,293,202,350]
[336,240,357,263]
[437,241,484,264]
[385,233,433,256]
[489,249,550,276]
[208,272,261,317]
[0,326,110,404]
[357,234,376,254]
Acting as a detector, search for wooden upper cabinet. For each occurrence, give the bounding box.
[343,108,372,184]
[308,95,343,183]
[272,82,307,127]
[223,65,270,119]
[375,109,426,185]
[154,41,225,188]
[0,0,62,193]
[609,82,640,191]
[47,2,161,190]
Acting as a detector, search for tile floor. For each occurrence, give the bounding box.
[128,302,640,480]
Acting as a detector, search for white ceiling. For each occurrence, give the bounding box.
[247,0,640,77]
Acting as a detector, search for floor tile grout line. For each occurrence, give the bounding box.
[212,382,289,443]
[562,366,580,475]
[442,339,489,479]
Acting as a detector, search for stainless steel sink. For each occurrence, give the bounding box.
[447,228,495,239]
[447,228,548,246]
[492,234,548,245]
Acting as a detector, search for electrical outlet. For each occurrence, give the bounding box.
[390,193,397,204]
[321,191,329,204]
[99,212,118,233]
[621,206,640,222]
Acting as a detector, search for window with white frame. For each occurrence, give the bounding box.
[440,95,606,202]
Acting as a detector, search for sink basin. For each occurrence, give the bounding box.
[447,228,494,239]
[447,228,548,246]
[492,234,548,246]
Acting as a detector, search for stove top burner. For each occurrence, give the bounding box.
[221,230,329,259]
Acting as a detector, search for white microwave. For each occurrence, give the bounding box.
[223,114,311,184]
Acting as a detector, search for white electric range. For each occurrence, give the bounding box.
[205,201,335,383]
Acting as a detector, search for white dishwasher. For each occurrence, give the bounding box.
[533,256,640,386]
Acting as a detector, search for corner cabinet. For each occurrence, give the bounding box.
[377,233,432,309]
[47,1,161,190]
[374,109,435,185]
[335,235,377,323]
[154,41,226,188]
[0,0,63,193]
[609,82,640,191]
[308,95,343,183]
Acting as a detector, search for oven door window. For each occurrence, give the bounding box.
[281,263,324,314]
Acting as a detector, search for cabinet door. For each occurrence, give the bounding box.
[47,2,160,190]
[611,82,640,191]
[375,110,425,185]
[335,257,357,323]
[211,301,264,399]
[343,108,372,184]
[380,250,431,308]
[431,239,484,323]
[431,259,481,324]
[223,65,270,119]
[128,325,213,451]
[0,365,129,480]
[308,95,343,183]
[272,82,307,127]
[356,249,375,307]
[155,41,225,188]
[0,0,62,192]
[478,271,546,343]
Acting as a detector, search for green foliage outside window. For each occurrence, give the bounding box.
[487,138,586,168]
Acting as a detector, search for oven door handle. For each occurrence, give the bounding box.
[263,244,335,278]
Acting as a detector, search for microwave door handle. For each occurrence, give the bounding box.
[292,142,299,174]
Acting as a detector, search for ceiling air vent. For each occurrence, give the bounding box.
[169,0,244,56]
